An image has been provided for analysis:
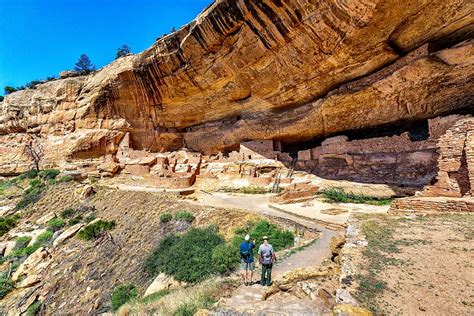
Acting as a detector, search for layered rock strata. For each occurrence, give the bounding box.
[0,0,473,189]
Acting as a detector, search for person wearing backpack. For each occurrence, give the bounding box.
[258,236,277,286]
[240,234,256,286]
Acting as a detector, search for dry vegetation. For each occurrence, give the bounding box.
[354,213,474,315]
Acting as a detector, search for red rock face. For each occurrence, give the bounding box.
[0,0,473,190]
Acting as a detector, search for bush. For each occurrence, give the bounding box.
[14,236,32,250]
[48,218,65,232]
[174,211,195,223]
[67,215,83,226]
[26,300,42,316]
[144,227,224,283]
[84,213,96,223]
[25,169,38,179]
[38,169,60,180]
[61,208,75,218]
[0,215,19,236]
[160,212,172,223]
[211,243,239,274]
[320,188,392,205]
[36,230,54,246]
[111,284,137,311]
[77,220,116,240]
[0,274,13,299]
[58,175,73,183]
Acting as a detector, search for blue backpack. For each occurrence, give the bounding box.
[240,242,253,262]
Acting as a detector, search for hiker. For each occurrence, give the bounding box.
[240,234,256,286]
[258,236,276,286]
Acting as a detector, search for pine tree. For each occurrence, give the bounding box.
[74,54,95,74]
[115,44,132,59]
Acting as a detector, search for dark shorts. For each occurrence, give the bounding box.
[241,259,255,271]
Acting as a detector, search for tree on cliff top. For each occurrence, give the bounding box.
[74,54,95,74]
[4,86,17,95]
[115,44,131,59]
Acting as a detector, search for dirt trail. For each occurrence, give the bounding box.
[191,192,341,315]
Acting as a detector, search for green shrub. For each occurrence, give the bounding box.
[211,243,239,274]
[111,284,137,311]
[36,230,53,246]
[0,274,13,299]
[320,188,392,205]
[84,213,96,223]
[174,210,195,223]
[77,220,116,240]
[67,215,83,226]
[160,212,172,223]
[58,175,73,183]
[14,236,32,250]
[25,169,38,179]
[48,218,65,232]
[0,215,19,236]
[26,300,42,316]
[61,207,75,218]
[38,169,60,180]
[144,227,224,283]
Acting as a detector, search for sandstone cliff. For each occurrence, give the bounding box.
[0,0,473,174]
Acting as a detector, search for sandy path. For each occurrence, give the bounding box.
[191,192,341,315]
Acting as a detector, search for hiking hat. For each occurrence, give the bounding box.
[262,236,269,240]
[244,234,250,241]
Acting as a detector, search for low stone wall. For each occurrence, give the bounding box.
[389,197,474,213]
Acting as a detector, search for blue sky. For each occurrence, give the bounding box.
[0,0,213,94]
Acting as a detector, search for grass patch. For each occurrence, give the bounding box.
[320,188,392,205]
[0,214,20,237]
[77,220,116,241]
[354,274,387,313]
[174,210,195,223]
[160,212,172,223]
[112,284,138,311]
[140,289,171,304]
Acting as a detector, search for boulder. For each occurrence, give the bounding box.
[18,274,41,288]
[80,185,95,199]
[36,212,56,225]
[53,223,84,247]
[336,289,359,306]
[143,273,181,297]
[12,247,48,281]
[97,161,120,174]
